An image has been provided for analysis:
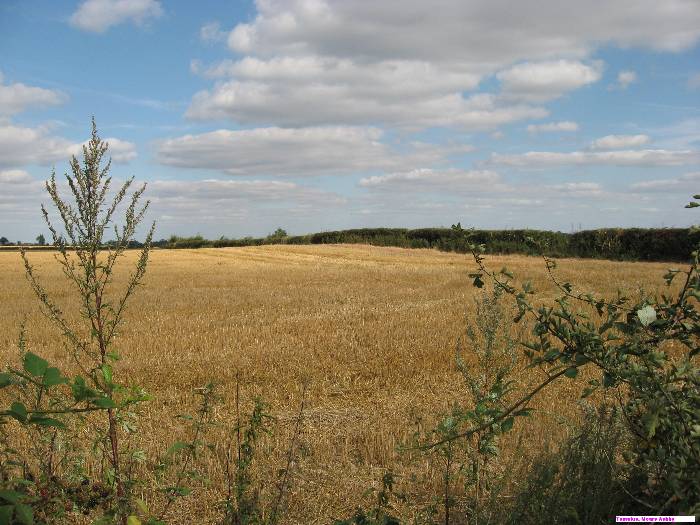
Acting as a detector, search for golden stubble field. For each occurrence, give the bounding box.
[0,244,676,523]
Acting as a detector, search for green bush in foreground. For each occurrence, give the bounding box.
[456,203,700,515]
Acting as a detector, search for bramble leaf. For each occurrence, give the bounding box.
[15,503,33,525]
[8,402,27,423]
[42,367,68,387]
[501,417,515,432]
[93,397,117,409]
[0,373,11,389]
[564,367,579,379]
[23,352,48,377]
[0,490,23,504]
[0,505,14,523]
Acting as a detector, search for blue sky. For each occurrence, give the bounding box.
[1,0,699,241]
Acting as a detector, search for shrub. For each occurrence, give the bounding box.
[450,204,700,515]
[507,405,637,524]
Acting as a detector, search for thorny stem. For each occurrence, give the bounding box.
[423,367,570,450]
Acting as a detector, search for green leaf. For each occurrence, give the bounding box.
[602,372,615,388]
[42,367,68,387]
[71,376,98,402]
[581,386,596,398]
[643,412,660,439]
[135,498,149,515]
[0,505,14,524]
[92,397,117,409]
[564,367,579,379]
[499,267,514,279]
[14,503,33,525]
[23,352,48,377]
[28,415,65,428]
[543,349,560,362]
[501,417,515,432]
[166,441,190,456]
[0,491,23,504]
[574,353,590,366]
[101,364,113,385]
[0,373,11,389]
[127,516,142,525]
[8,402,27,423]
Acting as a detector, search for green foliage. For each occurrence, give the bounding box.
[138,383,221,524]
[159,226,699,262]
[220,378,306,525]
[413,287,523,524]
[506,405,637,524]
[227,397,273,524]
[2,119,155,524]
[265,228,288,244]
[333,473,401,525]
[450,201,700,515]
[166,235,208,249]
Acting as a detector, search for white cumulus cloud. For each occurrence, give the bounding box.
[0,169,33,184]
[188,1,700,131]
[70,0,163,33]
[491,148,699,167]
[497,60,602,101]
[0,122,136,169]
[527,121,579,133]
[630,171,700,191]
[615,70,637,89]
[547,182,603,196]
[225,1,700,60]
[590,134,651,150]
[200,21,227,43]
[186,58,546,130]
[68,137,137,164]
[0,73,66,116]
[358,169,503,191]
[157,126,464,176]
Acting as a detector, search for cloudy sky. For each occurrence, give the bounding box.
[1,0,700,241]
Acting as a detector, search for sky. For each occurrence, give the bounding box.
[1,0,699,241]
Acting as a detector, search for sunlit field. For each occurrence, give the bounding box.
[0,244,676,523]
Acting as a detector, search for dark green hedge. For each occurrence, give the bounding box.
[155,228,697,262]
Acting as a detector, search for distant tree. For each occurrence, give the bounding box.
[36,233,46,245]
[0,236,8,245]
[266,227,288,244]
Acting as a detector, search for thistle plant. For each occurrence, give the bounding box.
[10,118,154,522]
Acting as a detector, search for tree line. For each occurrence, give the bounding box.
[161,226,699,262]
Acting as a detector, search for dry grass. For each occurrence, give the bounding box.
[0,244,676,523]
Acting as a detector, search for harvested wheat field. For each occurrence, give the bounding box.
[0,244,677,523]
